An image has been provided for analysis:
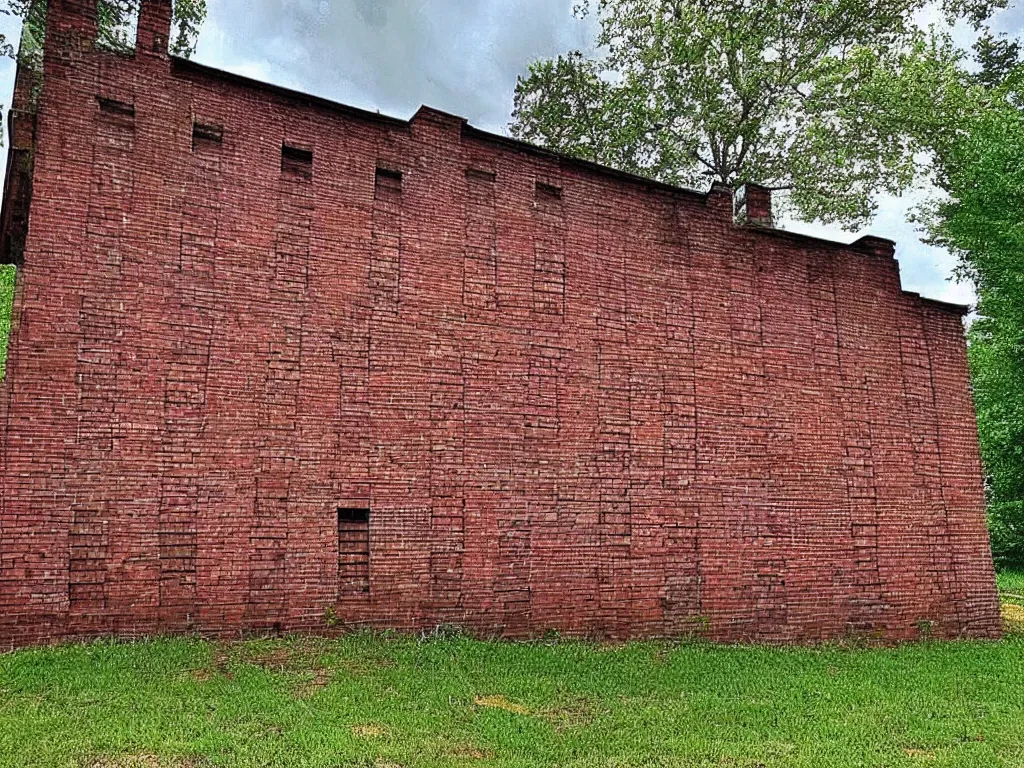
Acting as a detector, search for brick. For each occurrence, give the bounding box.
[0,0,1001,648]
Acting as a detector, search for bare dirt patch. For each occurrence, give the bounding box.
[449,743,496,760]
[292,667,334,699]
[187,647,233,683]
[79,757,210,768]
[352,723,388,738]
[474,694,531,715]
[1002,603,1024,634]
[903,747,937,760]
[543,699,599,731]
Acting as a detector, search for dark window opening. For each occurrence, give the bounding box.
[95,0,140,55]
[338,507,370,524]
[466,168,496,183]
[338,507,370,595]
[536,181,563,203]
[97,96,136,117]
[282,144,314,180]
[192,122,223,150]
[374,167,403,198]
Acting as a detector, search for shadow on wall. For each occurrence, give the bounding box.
[0,264,14,380]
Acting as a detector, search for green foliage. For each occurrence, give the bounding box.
[510,0,1002,228]
[990,502,1024,568]
[926,65,1024,568]
[997,569,1024,596]
[0,265,14,381]
[973,31,1022,88]
[0,0,207,65]
[95,0,208,59]
[2,633,1024,766]
[167,0,205,58]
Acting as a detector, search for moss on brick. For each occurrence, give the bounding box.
[0,264,14,380]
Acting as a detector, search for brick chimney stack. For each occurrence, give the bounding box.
[733,183,773,228]
[138,0,172,57]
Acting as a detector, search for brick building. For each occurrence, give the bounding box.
[0,0,1001,649]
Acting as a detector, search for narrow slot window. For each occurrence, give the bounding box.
[0,264,15,380]
[535,181,563,203]
[374,167,403,198]
[282,144,314,180]
[466,168,496,183]
[97,96,136,117]
[95,0,140,55]
[192,122,223,150]
[338,508,370,594]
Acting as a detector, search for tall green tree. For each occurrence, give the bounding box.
[510,0,1004,228]
[927,53,1024,567]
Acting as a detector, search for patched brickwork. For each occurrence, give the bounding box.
[0,0,1001,648]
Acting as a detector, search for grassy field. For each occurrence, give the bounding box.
[0,264,14,380]
[0,576,1022,768]
[997,569,1024,598]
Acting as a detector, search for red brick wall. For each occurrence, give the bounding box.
[0,0,1001,648]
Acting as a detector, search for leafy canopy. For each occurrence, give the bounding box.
[510,0,1005,228]
[0,0,207,63]
[926,56,1024,566]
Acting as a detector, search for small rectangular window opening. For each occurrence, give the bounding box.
[192,122,223,150]
[338,507,370,595]
[536,181,563,203]
[374,167,403,198]
[466,168,496,183]
[282,144,314,179]
[97,96,136,117]
[95,0,140,55]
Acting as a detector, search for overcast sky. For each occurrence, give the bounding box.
[2,0,1021,306]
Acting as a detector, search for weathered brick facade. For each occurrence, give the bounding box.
[0,0,1001,649]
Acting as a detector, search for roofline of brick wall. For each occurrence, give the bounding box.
[905,293,973,316]
[170,56,967,318]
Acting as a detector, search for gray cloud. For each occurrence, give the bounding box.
[195,0,593,132]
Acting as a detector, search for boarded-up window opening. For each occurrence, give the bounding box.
[192,122,223,150]
[95,1,140,55]
[371,168,402,311]
[338,508,370,594]
[282,144,313,180]
[464,168,498,310]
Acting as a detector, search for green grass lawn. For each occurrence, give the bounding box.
[998,570,1024,599]
[2,581,1024,768]
[0,264,15,380]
